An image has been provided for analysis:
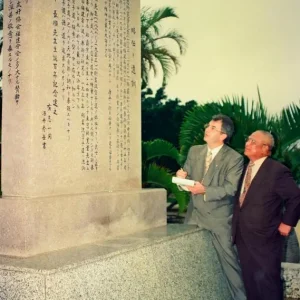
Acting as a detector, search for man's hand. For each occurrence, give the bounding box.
[188,181,206,195]
[278,222,292,236]
[176,168,187,178]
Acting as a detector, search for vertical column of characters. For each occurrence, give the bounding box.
[89,1,94,171]
[122,0,129,171]
[42,2,60,150]
[114,1,122,171]
[84,0,91,171]
[61,0,67,139]
[7,0,14,87]
[14,0,22,104]
[118,1,123,169]
[80,0,87,170]
[70,0,76,118]
[75,2,81,112]
[65,0,72,139]
[75,2,84,170]
[127,0,134,171]
[120,0,128,171]
[93,1,99,171]
[105,0,113,171]
[88,0,97,171]
[52,8,59,118]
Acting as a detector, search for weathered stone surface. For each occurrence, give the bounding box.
[0,0,167,257]
[0,225,231,300]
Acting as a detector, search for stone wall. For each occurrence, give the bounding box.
[282,262,300,299]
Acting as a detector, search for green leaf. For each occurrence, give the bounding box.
[144,163,189,212]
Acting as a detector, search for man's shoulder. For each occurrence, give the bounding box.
[187,144,206,157]
[264,157,290,172]
[223,144,243,159]
[189,144,205,152]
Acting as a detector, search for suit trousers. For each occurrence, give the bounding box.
[235,226,284,300]
[185,206,246,300]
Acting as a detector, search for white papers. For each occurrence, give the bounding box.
[172,177,195,186]
[172,177,195,191]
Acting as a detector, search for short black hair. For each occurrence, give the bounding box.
[211,114,234,143]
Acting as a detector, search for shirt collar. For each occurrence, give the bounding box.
[251,156,268,168]
[207,144,223,156]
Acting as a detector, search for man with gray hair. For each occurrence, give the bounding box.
[177,114,246,300]
[232,130,300,300]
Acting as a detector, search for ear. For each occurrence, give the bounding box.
[262,145,271,156]
[220,133,227,142]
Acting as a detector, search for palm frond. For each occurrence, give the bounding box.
[179,96,272,159]
[277,102,300,150]
[142,139,181,165]
[141,7,179,35]
[153,30,187,55]
[145,163,189,212]
[141,6,187,85]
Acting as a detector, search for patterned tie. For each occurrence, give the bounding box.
[204,150,212,174]
[239,162,255,206]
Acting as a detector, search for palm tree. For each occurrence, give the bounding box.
[141,6,187,87]
[142,139,189,213]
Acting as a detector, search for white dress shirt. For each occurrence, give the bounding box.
[203,144,223,201]
[207,144,223,160]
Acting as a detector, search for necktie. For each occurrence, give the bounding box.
[239,162,254,206]
[204,150,212,174]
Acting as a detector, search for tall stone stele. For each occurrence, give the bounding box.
[1,0,166,257]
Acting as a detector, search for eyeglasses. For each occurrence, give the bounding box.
[204,123,225,134]
[245,137,269,147]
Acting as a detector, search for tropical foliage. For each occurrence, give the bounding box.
[141,91,300,217]
[178,94,300,183]
[142,85,197,148]
[141,6,187,86]
[142,139,189,212]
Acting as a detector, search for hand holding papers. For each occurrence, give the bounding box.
[172,177,195,192]
[172,177,195,186]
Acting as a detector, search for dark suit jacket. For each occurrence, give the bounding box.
[232,157,300,246]
[184,144,243,230]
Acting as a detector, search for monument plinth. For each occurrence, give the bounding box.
[1,0,166,257]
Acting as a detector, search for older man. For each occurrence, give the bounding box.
[177,114,246,300]
[232,130,300,300]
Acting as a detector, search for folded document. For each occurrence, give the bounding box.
[172,177,195,191]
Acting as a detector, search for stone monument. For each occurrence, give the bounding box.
[0,1,251,299]
[1,0,166,257]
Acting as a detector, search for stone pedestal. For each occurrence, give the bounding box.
[0,189,166,257]
[0,225,232,300]
[1,0,166,257]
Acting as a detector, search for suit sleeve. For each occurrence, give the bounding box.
[183,147,193,179]
[204,155,243,202]
[276,168,300,227]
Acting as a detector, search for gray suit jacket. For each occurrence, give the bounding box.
[184,144,243,231]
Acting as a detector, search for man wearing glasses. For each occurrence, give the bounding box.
[176,114,246,300]
[232,130,300,300]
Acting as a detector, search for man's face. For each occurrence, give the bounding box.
[244,131,270,160]
[203,120,226,146]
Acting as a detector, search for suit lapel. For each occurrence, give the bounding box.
[241,158,270,207]
[202,145,229,186]
[196,146,208,182]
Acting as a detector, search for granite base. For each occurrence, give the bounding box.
[0,225,231,300]
[0,189,166,257]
